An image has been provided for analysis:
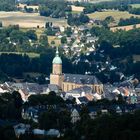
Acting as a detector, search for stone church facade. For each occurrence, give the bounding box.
[50,48,103,94]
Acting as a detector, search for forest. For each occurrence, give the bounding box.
[0,0,15,11]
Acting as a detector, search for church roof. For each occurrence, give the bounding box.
[53,56,62,64]
[64,74,102,85]
[52,47,62,64]
[68,86,93,94]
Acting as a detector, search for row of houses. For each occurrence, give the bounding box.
[0,77,139,104]
[14,123,60,138]
[22,102,139,124]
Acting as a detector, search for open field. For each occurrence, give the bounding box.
[0,52,40,58]
[0,11,67,28]
[89,0,115,3]
[48,36,61,46]
[131,4,140,8]
[87,10,140,22]
[110,24,140,32]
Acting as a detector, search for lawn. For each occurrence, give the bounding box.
[131,4,140,8]
[89,0,115,3]
[48,36,61,47]
[0,52,40,58]
[0,11,67,28]
[87,10,140,23]
[110,24,140,32]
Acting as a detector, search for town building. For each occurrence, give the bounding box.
[50,48,103,94]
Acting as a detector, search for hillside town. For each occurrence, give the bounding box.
[1,0,140,140]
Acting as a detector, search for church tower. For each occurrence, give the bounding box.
[50,48,64,88]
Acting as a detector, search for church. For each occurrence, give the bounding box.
[50,48,103,94]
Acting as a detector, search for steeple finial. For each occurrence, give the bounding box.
[56,47,59,57]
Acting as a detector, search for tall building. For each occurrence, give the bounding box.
[50,48,103,94]
[50,48,64,88]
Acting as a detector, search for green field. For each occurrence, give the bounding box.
[87,10,140,22]
[89,0,115,3]
[0,52,40,58]
[48,36,61,46]
[131,4,140,8]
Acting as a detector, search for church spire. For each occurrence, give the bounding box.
[56,47,59,57]
[52,47,62,64]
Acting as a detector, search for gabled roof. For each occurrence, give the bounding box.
[78,96,89,104]
[136,84,140,89]
[68,86,93,94]
[64,74,101,85]
[48,84,60,92]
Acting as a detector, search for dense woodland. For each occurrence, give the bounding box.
[0,0,15,11]
[0,91,140,140]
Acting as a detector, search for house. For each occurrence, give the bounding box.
[65,86,94,104]
[33,129,45,135]
[14,123,31,138]
[103,84,117,100]
[88,107,97,119]
[71,109,80,123]
[46,129,60,137]
[101,109,108,114]
[33,129,60,137]
[60,26,65,32]
[0,84,10,93]
[86,37,98,43]
[78,96,89,104]
[22,105,58,122]
[52,26,60,33]
[5,82,48,101]
[22,107,39,122]
[116,106,122,114]
[78,25,88,31]
[135,84,140,95]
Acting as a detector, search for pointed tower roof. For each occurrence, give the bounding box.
[52,47,62,64]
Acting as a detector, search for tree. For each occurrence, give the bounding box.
[64,27,72,37]
[39,110,58,130]
[0,0,15,11]
[0,22,2,27]
[26,30,37,40]
[0,92,22,120]
[61,36,67,44]
[28,91,64,106]
[39,35,48,46]
[51,40,55,46]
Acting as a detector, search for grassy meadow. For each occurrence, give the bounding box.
[87,10,140,23]
[131,4,140,8]
[89,0,115,3]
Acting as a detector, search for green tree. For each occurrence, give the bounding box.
[39,35,48,46]
[61,36,67,44]
[26,30,37,40]
[0,22,2,27]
